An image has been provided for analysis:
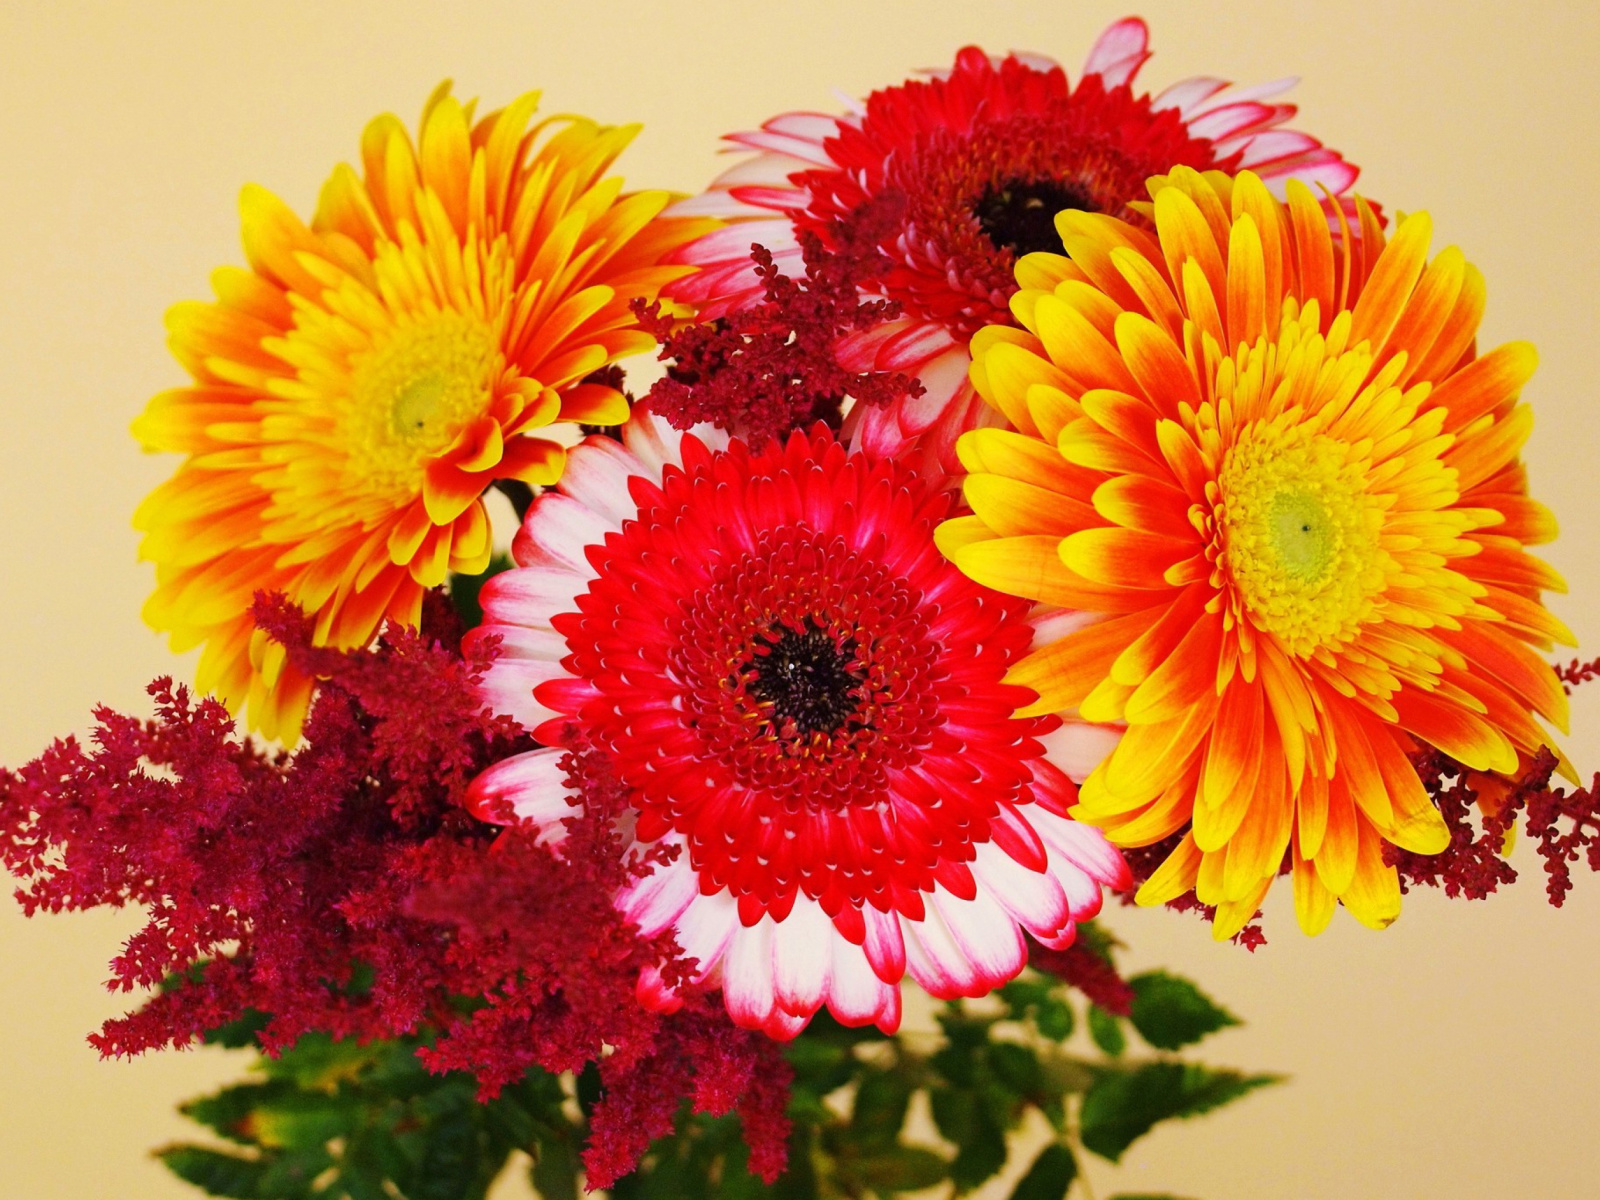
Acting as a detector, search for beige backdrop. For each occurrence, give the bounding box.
[2,1,1597,1197]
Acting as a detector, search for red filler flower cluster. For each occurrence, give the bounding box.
[0,594,790,1185]
[632,206,924,443]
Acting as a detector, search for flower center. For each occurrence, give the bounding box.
[974,177,1098,258]
[743,618,865,737]
[346,312,501,492]
[667,527,941,804]
[1218,421,1388,658]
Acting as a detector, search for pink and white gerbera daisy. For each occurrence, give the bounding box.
[462,411,1129,1039]
[663,17,1360,472]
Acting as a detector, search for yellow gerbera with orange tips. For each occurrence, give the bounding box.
[132,83,714,742]
[937,166,1570,938]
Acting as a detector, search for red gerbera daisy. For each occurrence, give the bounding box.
[665,18,1359,471]
[462,412,1128,1038]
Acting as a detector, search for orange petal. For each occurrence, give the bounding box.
[1350,211,1432,358]
[1007,609,1162,716]
[1392,687,1519,774]
[1341,817,1403,930]
[1291,836,1336,935]
[1123,611,1224,724]
[1060,526,1192,590]
[964,473,1097,538]
[1134,831,1203,906]
[1313,773,1359,894]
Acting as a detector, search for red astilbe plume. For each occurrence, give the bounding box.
[632,201,923,444]
[1028,940,1135,1016]
[1388,660,1600,907]
[1390,747,1600,908]
[584,1002,794,1189]
[0,593,791,1183]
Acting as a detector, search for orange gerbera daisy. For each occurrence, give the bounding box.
[938,167,1571,937]
[132,84,712,741]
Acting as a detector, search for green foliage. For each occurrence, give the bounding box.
[1009,1143,1077,1200]
[1087,1005,1127,1057]
[158,1030,574,1200]
[164,924,1278,1200]
[1079,1064,1281,1163]
[1126,973,1240,1051]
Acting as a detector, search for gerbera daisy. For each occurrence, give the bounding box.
[665,17,1358,471]
[939,167,1570,938]
[131,83,712,741]
[462,413,1129,1038]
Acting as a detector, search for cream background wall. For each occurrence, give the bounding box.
[1,1,1596,1197]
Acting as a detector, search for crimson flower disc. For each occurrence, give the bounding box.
[665,18,1359,471]
[464,413,1128,1038]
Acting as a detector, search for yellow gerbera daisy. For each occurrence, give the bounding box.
[938,167,1571,937]
[132,83,713,742]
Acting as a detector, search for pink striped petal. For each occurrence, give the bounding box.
[1231,129,1320,168]
[970,840,1072,942]
[463,747,576,832]
[827,934,899,1029]
[1081,17,1150,85]
[617,838,698,937]
[511,493,612,575]
[1028,807,1133,891]
[477,655,566,732]
[1187,101,1278,141]
[928,886,1027,992]
[726,129,836,166]
[673,889,740,984]
[476,567,587,631]
[1153,76,1230,115]
[558,437,651,525]
[1037,720,1124,782]
[765,111,845,142]
[771,896,833,1015]
[723,919,779,1029]
[861,904,907,983]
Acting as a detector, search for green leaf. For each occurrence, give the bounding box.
[530,1132,581,1200]
[1127,972,1240,1051]
[929,1086,977,1146]
[947,1107,1006,1193]
[1107,1194,1203,1200]
[1080,1063,1281,1162]
[256,1146,334,1198]
[1035,997,1074,1042]
[854,1146,949,1193]
[1008,1143,1077,1200]
[1087,1005,1126,1056]
[256,1032,376,1090]
[157,1146,271,1198]
[180,1083,287,1146]
[785,1034,859,1097]
[412,1109,495,1200]
[987,1041,1043,1097]
[246,1092,353,1150]
[849,1070,913,1149]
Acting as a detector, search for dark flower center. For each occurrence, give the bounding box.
[745,618,864,736]
[974,177,1099,258]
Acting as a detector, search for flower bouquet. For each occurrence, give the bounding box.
[3,13,1595,1200]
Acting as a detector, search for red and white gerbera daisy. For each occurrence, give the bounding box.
[664,18,1359,471]
[462,413,1128,1038]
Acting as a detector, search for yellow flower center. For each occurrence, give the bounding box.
[1218,419,1387,658]
[346,311,501,493]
